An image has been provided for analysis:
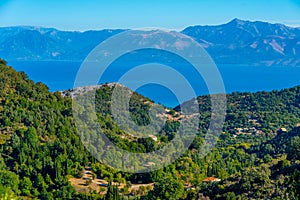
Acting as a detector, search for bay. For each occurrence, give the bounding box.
[8,61,300,107]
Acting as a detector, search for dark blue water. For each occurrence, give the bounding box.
[8,61,300,107]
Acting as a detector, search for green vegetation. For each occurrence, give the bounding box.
[0,59,299,199]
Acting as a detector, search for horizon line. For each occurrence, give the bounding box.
[0,18,299,32]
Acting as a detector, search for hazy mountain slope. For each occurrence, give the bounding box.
[0,26,124,61]
[182,19,300,66]
[1,19,300,66]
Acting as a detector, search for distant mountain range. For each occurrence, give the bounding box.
[1,19,300,66]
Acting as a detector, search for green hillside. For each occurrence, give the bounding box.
[0,59,299,199]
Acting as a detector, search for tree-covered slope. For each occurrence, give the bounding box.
[199,127,300,199]
[0,59,300,199]
[0,59,93,199]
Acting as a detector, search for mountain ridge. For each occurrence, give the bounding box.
[2,18,299,33]
[1,19,300,66]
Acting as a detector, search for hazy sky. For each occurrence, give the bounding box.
[1,0,300,31]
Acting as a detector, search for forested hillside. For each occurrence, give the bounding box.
[0,59,91,199]
[0,59,299,199]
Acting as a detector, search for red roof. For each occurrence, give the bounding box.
[203,177,220,182]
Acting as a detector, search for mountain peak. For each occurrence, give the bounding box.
[227,18,247,26]
[0,26,59,34]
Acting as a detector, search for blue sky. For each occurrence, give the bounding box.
[1,0,300,31]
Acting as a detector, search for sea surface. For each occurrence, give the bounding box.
[8,60,300,107]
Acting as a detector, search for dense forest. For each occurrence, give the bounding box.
[0,59,299,199]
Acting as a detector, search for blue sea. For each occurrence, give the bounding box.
[8,60,300,107]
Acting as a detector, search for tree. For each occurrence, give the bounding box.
[0,170,20,194]
[137,137,156,152]
[36,173,46,190]
[263,154,273,163]
[20,177,32,196]
[223,192,236,200]
[40,187,53,200]
[85,178,92,186]
[0,59,7,65]
[144,174,184,200]
[290,170,300,198]
[122,186,129,195]
[105,180,120,200]
[0,185,17,200]
[287,136,300,160]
